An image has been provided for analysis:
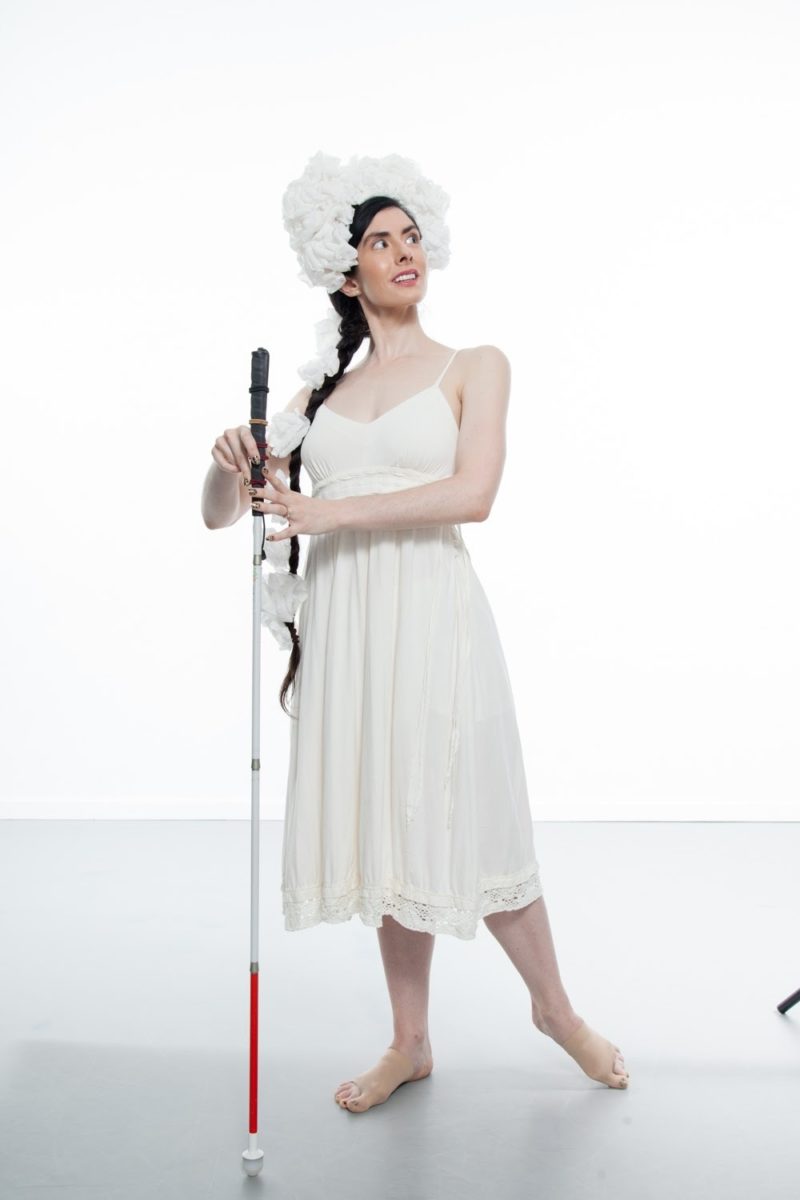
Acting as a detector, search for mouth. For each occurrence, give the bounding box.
[392,271,420,286]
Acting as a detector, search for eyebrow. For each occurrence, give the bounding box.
[364,223,420,243]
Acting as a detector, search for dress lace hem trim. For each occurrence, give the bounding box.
[282,867,543,940]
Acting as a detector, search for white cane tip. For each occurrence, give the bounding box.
[241,1148,264,1176]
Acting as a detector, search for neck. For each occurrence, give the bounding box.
[363,310,433,367]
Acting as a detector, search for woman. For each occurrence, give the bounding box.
[201,152,629,1113]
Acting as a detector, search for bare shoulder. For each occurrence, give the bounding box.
[284,383,313,414]
[465,345,510,362]
[459,345,511,398]
[462,344,510,371]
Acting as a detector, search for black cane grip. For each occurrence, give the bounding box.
[249,347,270,489]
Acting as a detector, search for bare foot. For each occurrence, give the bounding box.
[533,1007,630,1088]
[334,1041,434,1113]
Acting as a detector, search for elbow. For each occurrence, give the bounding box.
[471,496,491,523]
[203,504,243,530]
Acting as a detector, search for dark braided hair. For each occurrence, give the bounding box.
[278,193,421,717]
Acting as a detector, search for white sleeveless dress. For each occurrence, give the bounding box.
[281,348,543,939]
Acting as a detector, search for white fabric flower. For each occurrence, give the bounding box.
[266,410,310,457]
[261,568,309,650]
[262,517,291,568]
[282,150,451,294]
[282,152,359,292]
[298,311,342,389]
[261,471,293,568]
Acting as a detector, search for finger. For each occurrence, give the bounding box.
[251,481,277,499]
[212,444,238,471]
[224,429,251,477]
[267,517,292,539]
[239,424,262,465]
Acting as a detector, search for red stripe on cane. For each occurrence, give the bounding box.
[249,971,259,1133]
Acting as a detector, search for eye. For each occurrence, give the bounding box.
[372,233,421,249]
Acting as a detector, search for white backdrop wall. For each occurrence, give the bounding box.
[1,0,797,819]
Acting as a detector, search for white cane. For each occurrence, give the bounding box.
[241,346,270,1177]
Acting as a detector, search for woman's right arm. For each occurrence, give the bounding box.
[201,385,312,529]
[201,456,249,529]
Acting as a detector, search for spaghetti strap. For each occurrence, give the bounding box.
[434,348,460,388]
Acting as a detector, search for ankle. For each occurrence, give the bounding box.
[531,992,576,1022]
[391,1029,430,1050]
[532,999,581,1035]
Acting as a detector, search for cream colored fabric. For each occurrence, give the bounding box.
[281,350,543,939]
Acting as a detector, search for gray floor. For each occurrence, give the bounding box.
[1,820,798,1199]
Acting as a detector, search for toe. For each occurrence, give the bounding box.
[612,1059,630,1087]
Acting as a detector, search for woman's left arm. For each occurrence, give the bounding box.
[332,344,509,533]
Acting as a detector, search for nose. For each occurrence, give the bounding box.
[397,250,414,270]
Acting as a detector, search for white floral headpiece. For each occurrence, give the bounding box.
[282,150,452,389]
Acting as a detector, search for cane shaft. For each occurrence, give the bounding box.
[247,348,270,1147]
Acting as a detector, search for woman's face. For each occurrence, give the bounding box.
[340,206,427,308]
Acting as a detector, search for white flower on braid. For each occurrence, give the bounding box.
[259,471,310,648]
[298,311,343,390]
[261,569,309,651]
[282,150,452,385]
[266,412,310,458]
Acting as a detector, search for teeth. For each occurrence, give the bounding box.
[394,273,416,282]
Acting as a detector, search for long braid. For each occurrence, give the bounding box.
[278,296,369,716]
[277,191,420,718]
